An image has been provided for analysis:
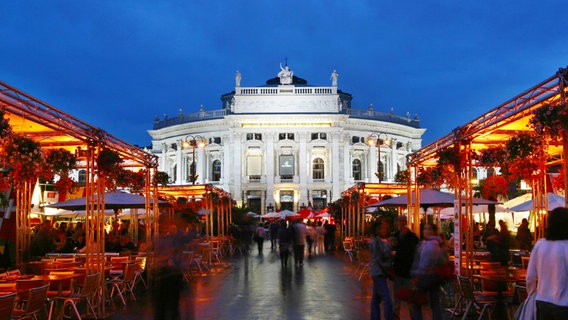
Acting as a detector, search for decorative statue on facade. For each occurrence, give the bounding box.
[278,63,293,85]
[235,70,242,87]
[330,69,339,86]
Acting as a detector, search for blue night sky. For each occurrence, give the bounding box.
[2,1,567,148]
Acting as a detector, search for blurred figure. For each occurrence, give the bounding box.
[370,220,394,320]
[269,221,279,250]
[255,223,266,255]
[278,221,292,267]
[391,215,419,319]
[153,223,190,320]
[487,219,510,266]
[305,221,315,256]
[516,218,533,251]
[411,223,445,320]
[527,207,568,319]
[30,221,55,258]
[315,221,326,254]
[324,220,336,251]
[292,220,307,266]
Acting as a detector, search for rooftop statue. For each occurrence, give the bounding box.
[278,63,293,85]
[330,70,339,86]
[235,70,242,87]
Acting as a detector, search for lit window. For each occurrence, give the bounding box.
[313,158,324,180]
[352,159,361,181]
[212,160,221,182]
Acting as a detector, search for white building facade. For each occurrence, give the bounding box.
[148,66,426,214]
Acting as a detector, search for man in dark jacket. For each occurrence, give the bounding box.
[391,215,419,319]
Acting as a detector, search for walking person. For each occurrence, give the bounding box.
[153,222,190,320]
[292,220,307,266]
[526,207,568,319]
[255,223,266,255]
[410,223,445,320]
[370,220,394,320]
[306,221,316,257]
[315,221,326,254]
[278,220,292,267]
[269,221,280,250]
[391,215,419,319]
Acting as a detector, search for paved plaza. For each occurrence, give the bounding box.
[108,243,450,320]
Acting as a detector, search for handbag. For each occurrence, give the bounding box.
[434,260,454,282]
[514,292,536,320]
[396,287,428,305]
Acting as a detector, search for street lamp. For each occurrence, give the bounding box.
[182,135,207,184]
[367,132,391,183]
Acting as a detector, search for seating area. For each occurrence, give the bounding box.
[0,250,154,319]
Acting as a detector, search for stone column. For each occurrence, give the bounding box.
[233,132,243,205]
[197,146,206,184]
[265,133,275,209]
[298,132,308,205]
[390,138,397,182]
[175,141,183,184]
[331,131,341,200]
[223,133,231,190]
[368,145,377,183]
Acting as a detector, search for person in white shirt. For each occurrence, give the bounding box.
[526,207,568,319]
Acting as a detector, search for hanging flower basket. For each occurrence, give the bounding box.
[55,175,78,194]
[529,103,568,141]
[417,167,444,188]
[152,171,170,186]
[478,146,507,167]
[97,149,123,174]
[44,148,77,179]
[0,109,12,139]
[481,175,509,200]
[552,168,565,192]
[0,134,45,185]
[505,133,546,182]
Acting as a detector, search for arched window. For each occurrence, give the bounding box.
[212,160,221,182]
[352,159,361,181]
[313,158,324,180]
[78,169,86,183]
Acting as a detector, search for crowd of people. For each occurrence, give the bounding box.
[29,219,142,258]
[369,216,451,320]
[232,219,338,267]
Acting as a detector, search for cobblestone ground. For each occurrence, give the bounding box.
[107,242,460,320]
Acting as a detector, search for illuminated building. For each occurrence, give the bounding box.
[148,65,425,213]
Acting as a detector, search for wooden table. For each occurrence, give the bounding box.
[476,275,517,320]
[32,274,81,296]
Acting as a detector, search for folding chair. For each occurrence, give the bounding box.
[343,241,354,262]
[57,273,99,320]
[0,292,17,320]
[11,284,50,320]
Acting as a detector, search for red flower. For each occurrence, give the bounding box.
[481,175,509,200]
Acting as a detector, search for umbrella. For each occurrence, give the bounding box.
[40,209,116,217]
[274,209,300,219]
[246,211,261,218]
[439,205,510,216]
[44,191,167,210]
[296,207,315,219]
[262,211,280,219]
[316,212,331,218]
[366,188,499,208]
[508,193,566,212]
